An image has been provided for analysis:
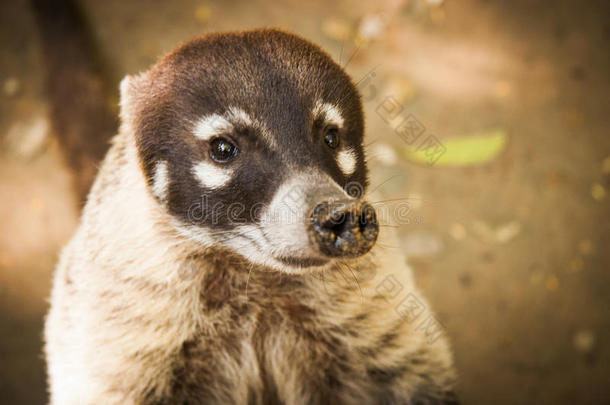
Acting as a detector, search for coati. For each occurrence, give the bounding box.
[44,29,458,404]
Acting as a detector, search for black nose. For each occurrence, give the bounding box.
[309,200,379,258]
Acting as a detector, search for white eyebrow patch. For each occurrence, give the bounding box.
[192,161,234,189]
[193,114,232,141]
[152,161,169,201]
[226,107,253,125]
[337,148,357,176]
[193,108,276,150]
[313,101,345,127]
[228,106,277,149]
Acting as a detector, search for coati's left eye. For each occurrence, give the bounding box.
[324,127,340,149]
[210,138,238,162]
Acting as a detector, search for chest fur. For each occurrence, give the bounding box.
[152,290,379,405]
[142,263,430,405]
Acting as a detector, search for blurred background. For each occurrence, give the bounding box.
[1,0,609,403]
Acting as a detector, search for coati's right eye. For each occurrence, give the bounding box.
[210,138,238,162]
[324,126,340,149]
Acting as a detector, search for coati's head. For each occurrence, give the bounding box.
[120,29,378,273]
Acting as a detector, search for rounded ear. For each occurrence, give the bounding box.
[119,74,145,133]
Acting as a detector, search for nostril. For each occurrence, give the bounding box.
[309,200,379,258]
[358,211,368,233]
[358,203,378,240]
[329,212,347,236]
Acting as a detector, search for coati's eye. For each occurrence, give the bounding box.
[210,138,238,162]
[324,126,340,149]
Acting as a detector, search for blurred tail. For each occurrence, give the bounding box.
[30,0,117,204]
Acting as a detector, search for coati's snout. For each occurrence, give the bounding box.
[309,200,378,258]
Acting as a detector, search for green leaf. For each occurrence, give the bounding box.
[402,129,508,167]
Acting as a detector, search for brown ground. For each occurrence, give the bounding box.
[1,0,609,404]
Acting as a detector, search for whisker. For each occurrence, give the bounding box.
[334,263,352,285]
[245,262,254,299]
[342,42,362,70]
[363,137,381,148]
[207,226,265,242]
[365,153,396,161]
[369,197,433,205]
[336,63,381,106]
[376,242,400,249]
[353,64,382,86]
[340,261,364,302]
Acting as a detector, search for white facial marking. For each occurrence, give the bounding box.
[229,106,277,149]
[226,107,253,125]
[313,101,345,127]
[192,161,233,189]
[152,161,169,201]
[193,107,276,150]
[260,179,312,253]
[337,148,357,176]
[193,114,232,141]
